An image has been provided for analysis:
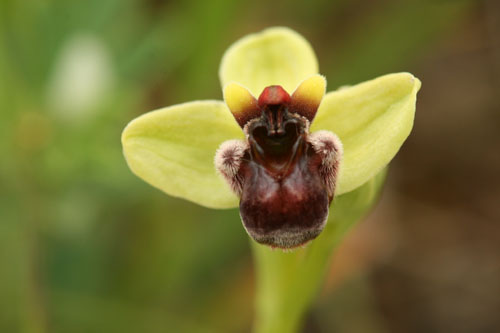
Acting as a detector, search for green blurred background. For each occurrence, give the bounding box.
[1,0,499,332]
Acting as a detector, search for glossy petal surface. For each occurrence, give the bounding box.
[122,101,243,208]
[219,27,318,96]
[311,72,421,194]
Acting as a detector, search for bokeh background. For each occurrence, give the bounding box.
[1,0,499,332]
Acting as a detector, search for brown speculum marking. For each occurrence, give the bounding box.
[237,86,331,249]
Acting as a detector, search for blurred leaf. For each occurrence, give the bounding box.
[323,0,471,87]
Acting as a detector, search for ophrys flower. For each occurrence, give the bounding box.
[121,27,421,249]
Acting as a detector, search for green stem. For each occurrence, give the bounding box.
[252,169,387,333]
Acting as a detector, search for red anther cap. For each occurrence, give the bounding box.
[258,85,291,107]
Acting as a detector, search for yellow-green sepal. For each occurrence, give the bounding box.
[219,27,319,96]
[311,72,421,195]
[121,101,243,209]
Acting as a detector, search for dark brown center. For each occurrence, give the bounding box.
[238,93,330,249]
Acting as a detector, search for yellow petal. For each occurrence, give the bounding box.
[290,74,326,121]
[223,82,260,127]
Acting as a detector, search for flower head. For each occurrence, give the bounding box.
[121,27,421,248]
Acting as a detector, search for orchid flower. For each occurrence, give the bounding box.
[121,27,420,249]
[121,26,420,332]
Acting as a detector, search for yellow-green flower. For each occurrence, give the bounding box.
[121,27,420,248]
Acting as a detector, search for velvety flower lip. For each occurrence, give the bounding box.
[121,27,421,210]
[216,74,340,248]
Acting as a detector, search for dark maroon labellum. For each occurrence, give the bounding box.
[216,84,341,249]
